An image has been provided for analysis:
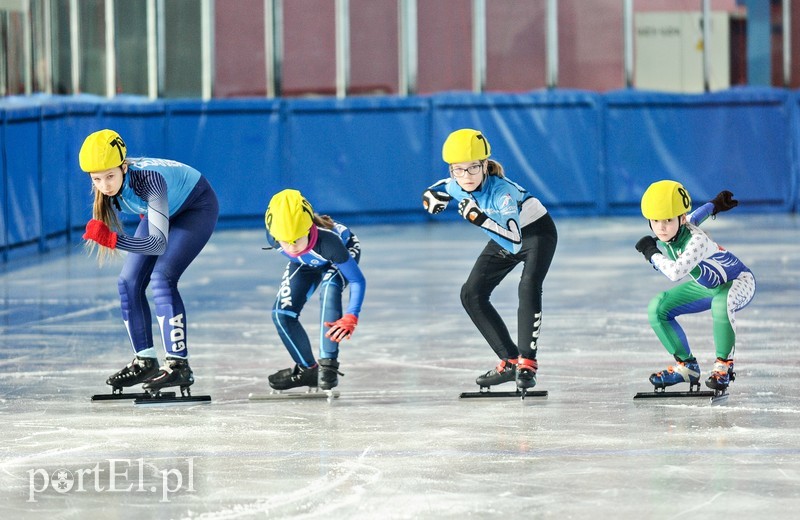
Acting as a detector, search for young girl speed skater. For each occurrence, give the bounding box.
[635,180,755,393]
[263,189,366,391]
[422,128,557,391]
[79,129,219,396]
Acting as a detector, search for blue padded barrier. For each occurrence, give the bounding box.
[165,99,281,223]
[4,103,42,259]
[1,88,799,261]
[283,96,430,222]
[604,88,793,214]
[792,90,800,212]
[1,105,5,255]
[40,102,69,251]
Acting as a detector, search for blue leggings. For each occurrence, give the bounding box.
[117,177,218,359]
[272,263,348,367]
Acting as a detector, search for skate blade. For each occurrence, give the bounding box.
[133,394,211,406]
[460,390,548,399]
[249,390,340,401]
[710,391,730,405]
[92,391,176,401]
[634,390,715,399]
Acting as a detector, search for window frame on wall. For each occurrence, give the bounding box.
[1,0,798,100]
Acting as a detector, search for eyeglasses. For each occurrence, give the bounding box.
[450,163,484,178]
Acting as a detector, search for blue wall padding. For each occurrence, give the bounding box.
[793,93,800,212]
[605,88,794,213]
[4,105,41,250]
[166,99,281,220]
[1,88,799,259]
[284,97,429,217]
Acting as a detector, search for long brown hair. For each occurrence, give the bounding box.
[85,164,126,264]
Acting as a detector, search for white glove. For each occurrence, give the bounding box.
[422,189,452,215]
[457,198,488,226]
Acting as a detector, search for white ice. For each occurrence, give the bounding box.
[1,215,799,518]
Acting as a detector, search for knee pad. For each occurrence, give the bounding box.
[150,271,176,306]
[272,308,299,328]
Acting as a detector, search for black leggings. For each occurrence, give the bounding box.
[460,213,557,360]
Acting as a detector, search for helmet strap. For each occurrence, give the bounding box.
[667,216,688,243]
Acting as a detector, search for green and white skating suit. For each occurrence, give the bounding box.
[647,202,756,361]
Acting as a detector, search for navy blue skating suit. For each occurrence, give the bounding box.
[427,174,557,360]
[266,222,365,366]
[115,158,219,360]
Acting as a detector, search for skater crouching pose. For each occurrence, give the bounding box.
[264,189,366,391]
[79,129,219,395]
[635,180,755,393]
[422,129,557,391]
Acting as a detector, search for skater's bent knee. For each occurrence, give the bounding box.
[272,308,299,326]
[460,283,485,307]
[647,292,670,323]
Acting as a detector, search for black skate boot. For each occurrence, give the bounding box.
[319,358,343,391]
[516,357,538,389]
[475,358,517,389]
[106,356,159,392]
[142,358,194,396]
[268,364,318,391]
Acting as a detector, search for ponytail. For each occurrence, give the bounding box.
[486,159,505,178]
[313,214,336,230]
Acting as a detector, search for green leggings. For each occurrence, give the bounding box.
[647,274,755,361]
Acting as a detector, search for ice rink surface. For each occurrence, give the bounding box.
[1,214,799,519]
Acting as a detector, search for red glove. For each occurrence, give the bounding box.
[324,314,358,342]
[83,219,118,249]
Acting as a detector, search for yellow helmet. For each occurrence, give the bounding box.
[265,189,315,243]
[641,180,692,220]
[442,128,491,164]
[79,129,127,172]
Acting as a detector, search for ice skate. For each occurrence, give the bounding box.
[106,356,159,392]
[516,357,538,390]
[142,358,194,395]
[649,358,701,391]
[319,358,343,391]
[268,364,319,391]
[705,358,735,392]
[461,358,547,399]
[475,358,517,389]
[135,358,209,405]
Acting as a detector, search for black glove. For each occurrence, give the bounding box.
[635,236,660,263]
[422,189,452,214]
[710,190,738,215]
[457,198,488,226]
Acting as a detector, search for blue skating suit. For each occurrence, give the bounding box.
[429,175,546,253]
[115,157,219,360]
[266,222,366,366]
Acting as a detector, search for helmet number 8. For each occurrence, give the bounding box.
[678,187,690,210]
